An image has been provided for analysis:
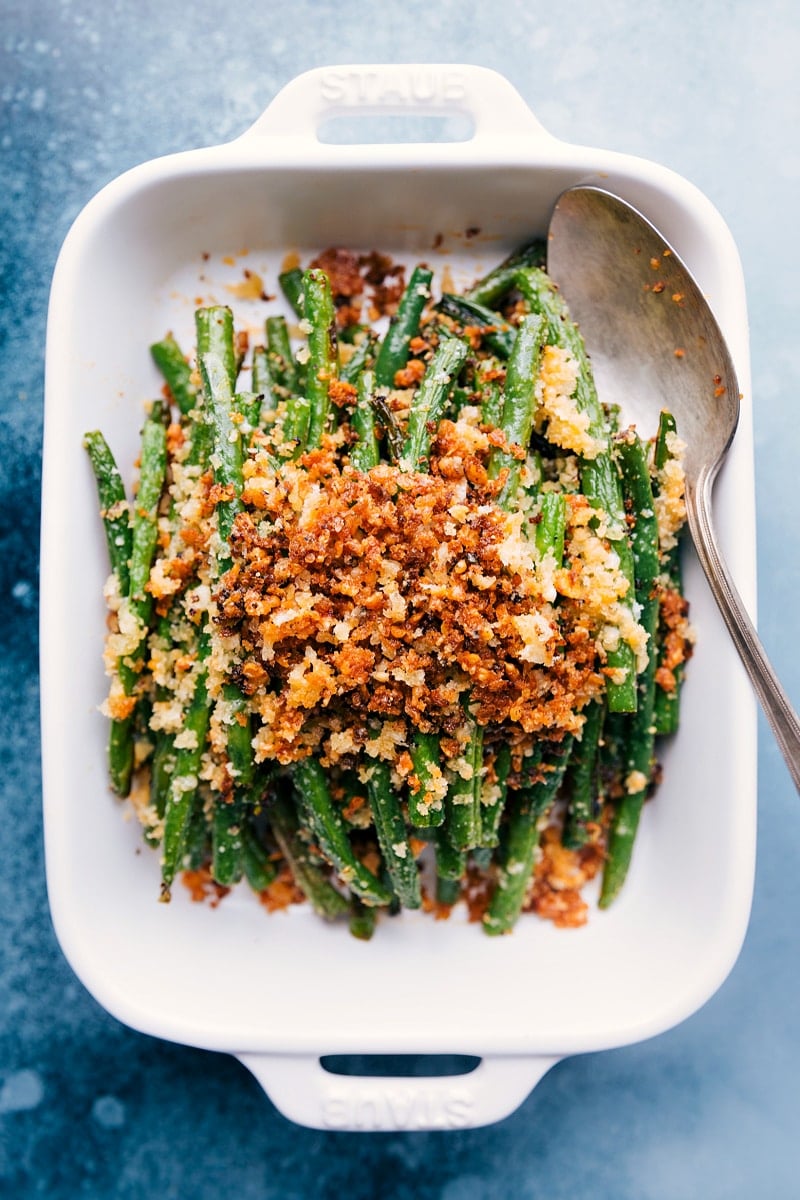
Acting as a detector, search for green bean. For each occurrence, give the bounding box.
[128,405,168,607]
[598,709,626,797]
[534,492,567,564]
[483,737,573,935]
[465,239,547,307]
[211,800,244,887]
[83,430,132,595]
[487,313,546,509]
[199,349,257,883]
[436,293,516,358]
[183,795,212,871]
[599,430,661,907]
[518,741,546,789]
[407,731,446,828]
[189,307,235,470]
[349,369,380,472]
[562,700,603,849]
[349,896,377,940]
[366,758,422,909]
[277,307,311,448]
[221,684,254,788]
[340,330,378,385]
[278,266,305,317]
[399,336,469,472]
[150,333,197,415]
[195,305,237,392]
[240,823,278,893]
[150,727,175,821]
[107,718,135,799]
[291,757,392,906]
[479,742,511,849]
[201,353,258,883]
[253,344,289,431]
[251,345,272,402]
[148,617,177,824]
[467,321,546,854]
[234,390,262,430]
[619,428,661,600]
[434,824,466,882]
[160,643,211,899]
[653,551,685,736]
[199,351,243,558]
[368,388,404,464]
[477,360,505,429]
[654,408,677,472]
[268,793,351,920]
[446,719,485,852]
[266,315,300,395]
[185,390,212,470]
[283,391,311,451]
[480,384,503,428]
[374,265,433,389]
[652,411,687,736]
[104,405,166,796]
[303,268,338,450]
[207,690,254,885]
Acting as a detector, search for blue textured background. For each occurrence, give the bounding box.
[2,2,799,1196]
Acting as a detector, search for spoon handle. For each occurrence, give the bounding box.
[689,472,800,792]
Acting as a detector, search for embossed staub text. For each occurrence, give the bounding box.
[319,68,467,108]
[321,1084,474,1131]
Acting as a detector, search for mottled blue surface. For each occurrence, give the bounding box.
[2,1,799,1196]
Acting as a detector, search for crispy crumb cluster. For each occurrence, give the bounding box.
[309,246,406,328]
[208,420,620,771]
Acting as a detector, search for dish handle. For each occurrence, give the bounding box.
[237,63,555,148]
[236,1051,561,1131]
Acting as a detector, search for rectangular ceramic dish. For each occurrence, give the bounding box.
[41,64,757,1131]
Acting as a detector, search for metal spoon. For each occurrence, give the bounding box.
[547,185,800,791]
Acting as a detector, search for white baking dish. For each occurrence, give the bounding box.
[41,64,757,1131]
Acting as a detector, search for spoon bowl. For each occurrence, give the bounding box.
[547,185,800,792]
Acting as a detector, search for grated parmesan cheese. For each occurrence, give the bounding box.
[535,346,604,460]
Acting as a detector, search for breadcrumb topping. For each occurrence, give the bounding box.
[209,426,625,767]
[92,248,692,936]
